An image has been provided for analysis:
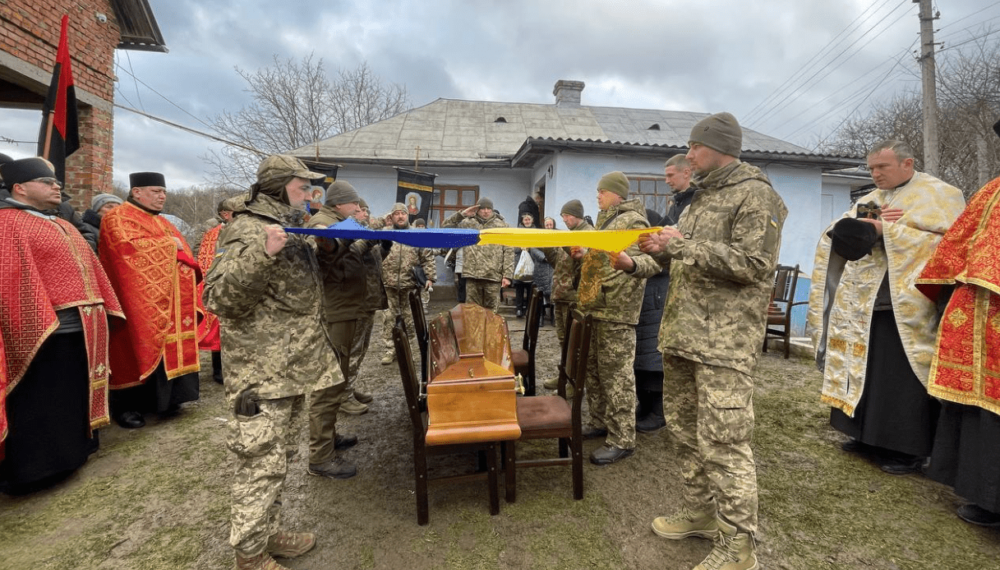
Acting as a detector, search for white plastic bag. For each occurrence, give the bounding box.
[513,250,535,281]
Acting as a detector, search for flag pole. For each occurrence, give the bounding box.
[42,112,55,158]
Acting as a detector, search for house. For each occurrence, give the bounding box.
[0,0,165,210]
[292,80,865,322]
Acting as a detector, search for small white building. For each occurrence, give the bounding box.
[292,80,864,294]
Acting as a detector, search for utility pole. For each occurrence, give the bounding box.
[916,0,939,176]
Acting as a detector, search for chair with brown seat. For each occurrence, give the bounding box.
[763,264,805,359]
[408,288,429,387]
[504,309,593,503]
[392,317,501,525]
[511,288,543,396]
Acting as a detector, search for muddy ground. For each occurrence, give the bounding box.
[1,298,998,570]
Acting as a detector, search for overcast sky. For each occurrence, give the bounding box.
[2,0,998,189]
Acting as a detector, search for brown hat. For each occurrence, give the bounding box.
[256,154,324,184]
[477,197,494,209]
[598,171,630,199]
[560,199,584,219]
[324,180,360,206]
[689,112,742,158]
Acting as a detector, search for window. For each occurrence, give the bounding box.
[430,185,479,228]
[628,176,674,216]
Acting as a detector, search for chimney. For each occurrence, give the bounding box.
[553,80,585,107]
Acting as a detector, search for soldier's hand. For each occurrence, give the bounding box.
[880,207,903,223]
[461,205,478,218]
[639,227,681,253]
[424,280,434,291]
[264,224,288,256]
[612,251,636,272]
[570,246,587,259]
[501,277,511,288]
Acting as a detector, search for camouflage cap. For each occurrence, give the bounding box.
[391,202,407,213]
[256,154,324,184]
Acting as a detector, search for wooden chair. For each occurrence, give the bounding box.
[504,309,593,503]
[392,318,501,525]
[763,264,806,359]
[511,288,543,396]
[408,288,429,388]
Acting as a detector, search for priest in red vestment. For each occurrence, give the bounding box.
[0,158,124,493]
[197,197,238,384]
[916,122,1000,526]
[98,172,202,429]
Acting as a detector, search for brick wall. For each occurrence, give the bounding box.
[1,0,122,209]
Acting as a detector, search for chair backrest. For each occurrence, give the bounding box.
[408,289,429,384]
[560,309,593,406]
[772,264,801,308]
[522,289,543,352]
[393,316,426,436]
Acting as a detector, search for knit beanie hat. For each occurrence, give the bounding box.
[391,202,407,213]
[477,197,494,209]
[91,193,124,211]
[359,198,369,211]
[598,171,630,199]
[560,199,584,219]
[689,112,742,158]
[324,180,360,206]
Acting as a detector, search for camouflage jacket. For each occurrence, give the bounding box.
[307,207,377,322]
[545,219,594,304]
[442,211,514,282]
[577,198,661,325]
[203,195,341,401]
[652,160,788,375]
[380,226,437,290]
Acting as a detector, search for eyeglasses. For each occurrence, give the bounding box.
[30,177,61,187]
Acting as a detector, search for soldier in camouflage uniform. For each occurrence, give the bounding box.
[378,203,436,365]
[541,199,593,390]
[573,172,661,465]
[203,155,342,570]
[441,197,513,311]
[304,180,372,480]
[640,113,787,570]
[345,199,386,405]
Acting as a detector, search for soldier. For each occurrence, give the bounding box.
[305,180,369,479]
[639,112,787,570]
[572,172,661,465]
[378,203,436,365]
[203,154,342,570]
[441,197,513,312]
[346,199,387,407]
[541,199,593,390]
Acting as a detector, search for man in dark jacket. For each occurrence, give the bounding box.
[634,209,669,434]
[664,154,697,226]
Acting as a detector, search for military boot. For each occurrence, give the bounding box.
[308,456,357,479]
[266,530,316,558]
[234,551,290,570]
[693,517,757,570]
[542,377,560,390]
[339,396,369,416]
[353,388,374,404]
[380,352,395,365]
[651,508,720,540]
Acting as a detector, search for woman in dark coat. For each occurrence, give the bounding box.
[634,209,670,432]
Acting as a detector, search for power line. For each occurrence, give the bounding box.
[124,51,145,112]
[114,62,218,132]
[938,0,1000,30]
[743,0,895,122]
[749,0,915,129]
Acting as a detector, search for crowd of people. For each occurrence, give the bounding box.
[0,111,998,570]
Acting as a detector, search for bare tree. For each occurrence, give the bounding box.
[821,31,1000,197]
[204,56,410,187]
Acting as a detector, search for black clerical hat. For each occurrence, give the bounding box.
[0,157,57,187]
[129,172,166,188]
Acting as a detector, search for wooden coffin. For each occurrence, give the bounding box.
[425,304,521,446]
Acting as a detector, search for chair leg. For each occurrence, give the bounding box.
[572,435,584,500]
[762,335,769,353]
[783,331,791,359]
[487,444,500,515]
[504,441,516,503]
[558,436,569,459]
[415,444,429,525]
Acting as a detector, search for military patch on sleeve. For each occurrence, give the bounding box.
[215,249,226,257]
[769,217,778,228]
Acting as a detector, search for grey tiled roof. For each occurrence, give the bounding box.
[291,98,837,163]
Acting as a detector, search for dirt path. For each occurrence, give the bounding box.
[1,300,998,569]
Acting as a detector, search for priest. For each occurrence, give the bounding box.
[98,172,202,429]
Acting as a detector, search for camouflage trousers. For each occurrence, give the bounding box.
[555,302,571,346]
[347,311,376,387]
[308,320,351,464]
[584,320,637,450]
[229,394,305,556]
[381,286,418,356]
[465,278,501,312]
[662,355,758,535]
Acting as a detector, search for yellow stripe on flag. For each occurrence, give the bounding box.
[477,227,662,253]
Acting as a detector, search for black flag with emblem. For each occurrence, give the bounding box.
[395,168,436,224]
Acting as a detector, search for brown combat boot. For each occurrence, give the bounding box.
[692,517,758,570]
[234,551,290,570]
[266,529,316,558]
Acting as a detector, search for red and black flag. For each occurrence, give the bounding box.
[395,167,437,225]
[37,14,80,183]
